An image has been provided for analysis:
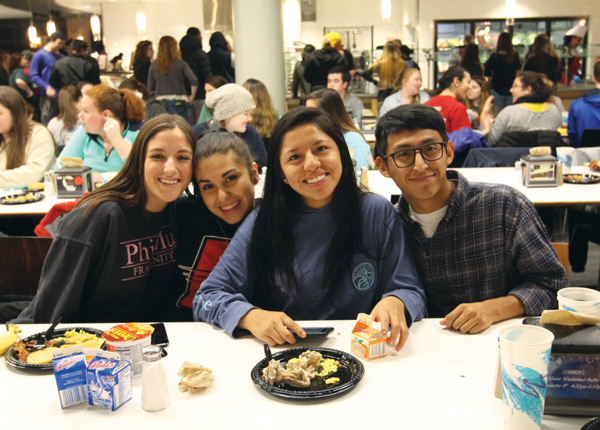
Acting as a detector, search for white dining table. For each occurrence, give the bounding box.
[366,166,600,206]
[1,319,591,429]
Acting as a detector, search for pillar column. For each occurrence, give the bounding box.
[232,0,286,114]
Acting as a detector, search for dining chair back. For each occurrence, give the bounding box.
[580,129,600,148]
[0,237,52,296]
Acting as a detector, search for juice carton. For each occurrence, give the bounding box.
[52,345,88,409]
[351,313,388,359]
[86,350,133,411]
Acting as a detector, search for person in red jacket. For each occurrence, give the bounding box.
[425,66,471,133]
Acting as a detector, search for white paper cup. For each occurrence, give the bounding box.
[556,147,573,173]
[557,287,600,317]
[499,325,554,430]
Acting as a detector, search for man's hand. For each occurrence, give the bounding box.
[46,86,56,98]
[370,296,409,351]
[441,296,525,334]
[238,309,306,347]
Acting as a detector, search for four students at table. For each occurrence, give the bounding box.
[375,104,567,333]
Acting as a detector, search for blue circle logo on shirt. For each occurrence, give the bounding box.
[352,262,375,291]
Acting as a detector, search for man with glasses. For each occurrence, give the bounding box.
[375,104,567,334]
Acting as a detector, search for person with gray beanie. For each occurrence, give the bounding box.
[193,83,267,169]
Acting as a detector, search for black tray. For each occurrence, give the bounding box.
[250,346,364,400]
[563,174,600,184]
[0,191,45,205]
[5,327,105,371]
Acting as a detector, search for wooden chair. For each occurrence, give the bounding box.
[0,237,53,296]
[552,242,570,277]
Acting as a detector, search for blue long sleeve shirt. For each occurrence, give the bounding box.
[29,48,63,96]
[194,193,426,336]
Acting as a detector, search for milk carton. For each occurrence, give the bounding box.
[351,313,388,360]
[86,350,132,411]
[52,346,88,409]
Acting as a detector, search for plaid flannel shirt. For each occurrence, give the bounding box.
[397,170,567,318]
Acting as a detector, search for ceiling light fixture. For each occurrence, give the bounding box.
[90,14,101,41]
[46,0,56,36]
[27,0,38,46]
[381,0,391,22]
[136,10,146,34]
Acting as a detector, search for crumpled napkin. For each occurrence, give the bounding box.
[177,361,215,393]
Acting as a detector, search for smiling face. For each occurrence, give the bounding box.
[78,94,105,134]
[375,128,455,214]
[144,128,193,212]
[510,77,532,103]
[279,123,342,209]
[402,70,422,96]
[0,103,14,134]
[196,150,258,225]
[224,110,251,134]
[454,72,471,100]
[466,79,482,101]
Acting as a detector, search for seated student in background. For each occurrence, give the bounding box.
[170,131,259,321]
[57,85,145,183]
[242,78,279,148]
[193,83,267,170]
[480,71,562,146]
[567,60,600,147]
[327,66,364,122]
[0,87,55,187]
[47,84,82,153]
[424,66,471,133]
[196,75,228,124]
[14,114,194,324]
[374,104,567,334]
[194,107,426,349]
[379,68,430,117]
[305,88,372,173]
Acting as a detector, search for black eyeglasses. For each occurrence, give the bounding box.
[383,142,446,168]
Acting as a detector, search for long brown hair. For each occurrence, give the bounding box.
[527,34,560,63]
[76,114,195,213]
[155,36,180,75]
[0,87,36,169]
[57,85,82,130]
[369,41,406,88]
[496,32,518,63]
[242,78,277,138]
[86,85,145,124]
[306,88,365,139]
[0,52,10,75]
[132,40,152,66]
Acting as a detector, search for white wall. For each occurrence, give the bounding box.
[101,0,205,70]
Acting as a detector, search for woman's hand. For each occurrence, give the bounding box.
[479,95,495,135]
[370,296,408,351]
[238,309,306,347]
[103,117,122,143]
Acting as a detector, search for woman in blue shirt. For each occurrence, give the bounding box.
[57,85,145,182]
[194,107,426,350]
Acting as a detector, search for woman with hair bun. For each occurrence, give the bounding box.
[425,66,471,132]
[480,71,561,145]
[57,85,145,181]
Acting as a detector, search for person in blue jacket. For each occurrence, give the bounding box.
[194,107,426,350]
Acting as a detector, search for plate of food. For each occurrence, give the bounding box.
[250,346,364,400]
[0,191,45,205]
[6,327,106,371]
[563,174,600,184]
[590,160,600,172]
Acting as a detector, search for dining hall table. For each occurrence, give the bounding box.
[365,166,600,206]
[0,319,591,429]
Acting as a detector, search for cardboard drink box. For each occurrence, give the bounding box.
[55,166,94,197]
[351,313,388,360]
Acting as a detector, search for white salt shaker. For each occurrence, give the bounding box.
[141,345,170,411]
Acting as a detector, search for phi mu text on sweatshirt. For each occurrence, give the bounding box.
[15,202,179,324]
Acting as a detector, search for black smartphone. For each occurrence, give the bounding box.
[292,327,334,339]
[150,322,169,347]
